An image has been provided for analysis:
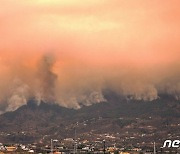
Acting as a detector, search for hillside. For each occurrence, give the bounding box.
[0,92,179,144]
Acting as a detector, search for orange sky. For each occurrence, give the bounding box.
[1,0,180,64]
[0,0,180,111]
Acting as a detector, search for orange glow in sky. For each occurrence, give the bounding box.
[0,0,180,110]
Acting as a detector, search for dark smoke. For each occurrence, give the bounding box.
[36,54,58,103]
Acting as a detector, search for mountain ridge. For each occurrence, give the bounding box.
[0,93,179,143]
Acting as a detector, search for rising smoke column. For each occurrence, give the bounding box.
[36,54,57,103]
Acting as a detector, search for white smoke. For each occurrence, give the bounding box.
[57,90,106,109]
[165,82,180,100]
[122,83,159,101]
[6,79,30,112]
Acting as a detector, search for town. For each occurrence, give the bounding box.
[0,116,180,154]
[0,139,180,153]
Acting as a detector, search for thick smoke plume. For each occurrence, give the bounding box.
[0,52,180,113]
[0,52,179,113]
[36,54,57,103]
